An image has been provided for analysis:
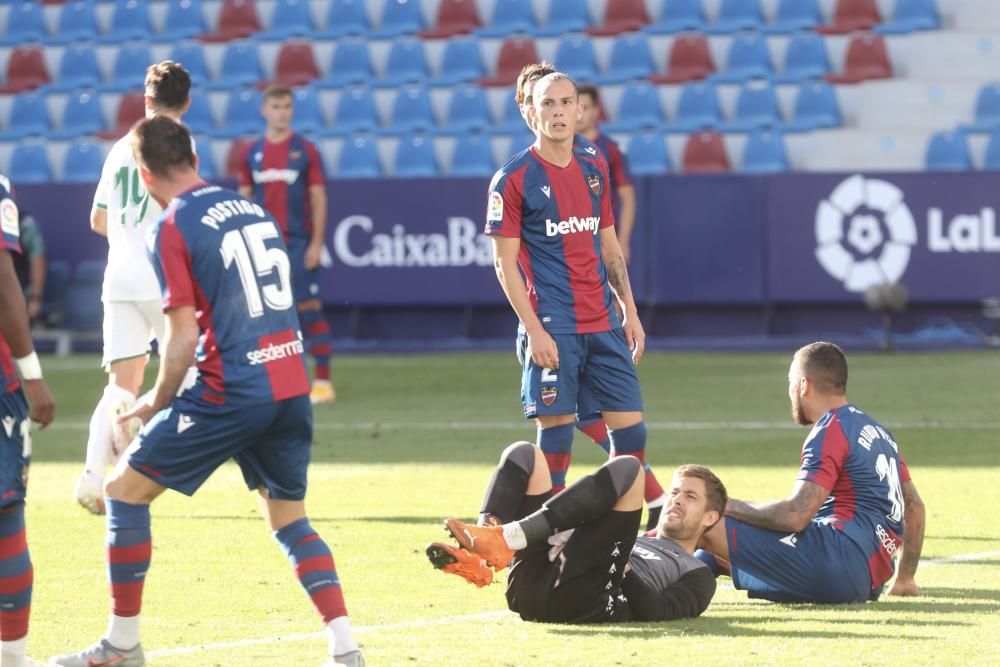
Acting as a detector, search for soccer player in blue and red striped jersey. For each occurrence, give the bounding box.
[239,85,335,405]
[55,118,363,667]
[0,174,55,667]
[698,342,927,603]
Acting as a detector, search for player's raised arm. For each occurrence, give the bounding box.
[888,479,926,596]
[491,236,558,369]
[600,227,644,363]
[621,567,716,621]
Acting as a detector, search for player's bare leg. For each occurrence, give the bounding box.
[299,299,335,404]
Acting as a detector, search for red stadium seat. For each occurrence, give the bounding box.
[98,91,146,140]
[419,0,481,38]
[682,131,731,173]
[478,37,539,87]
[273,42,321,86]
[587,0,650,36]
[827,33,892,84]
[200,0,261,42]
[226,138,253,179]
[650,34,715,84]
[0,46,50,94]
[817,0,882,34]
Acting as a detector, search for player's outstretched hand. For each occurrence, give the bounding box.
[527,329,559,370]
[887,577,920,597]
[22,378,55,428]
[304,243,323,270]
[623,315,646,364]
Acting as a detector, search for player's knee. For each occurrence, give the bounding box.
[499,440,537,475]
[605,455,642,496]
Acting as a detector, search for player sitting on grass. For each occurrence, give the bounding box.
[427,441,724,622]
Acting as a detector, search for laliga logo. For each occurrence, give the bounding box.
[814,175,917,293]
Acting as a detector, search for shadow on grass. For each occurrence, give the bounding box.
[548,623,934,641]
[155,514,438,525]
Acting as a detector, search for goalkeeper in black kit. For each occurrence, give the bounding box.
[427,441,725,622]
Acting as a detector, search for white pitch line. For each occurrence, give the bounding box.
[922,550,1000,565]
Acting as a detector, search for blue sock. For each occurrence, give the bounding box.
[0,505,31,641]
[106,499,152,618]
[274,518,347,624]
[537,423,574,492]
[608,421,647,459]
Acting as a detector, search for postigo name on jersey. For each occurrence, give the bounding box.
[199,198,268,230]
[545,216,600,237]
[246,338,304,365]
[252,168,300,185]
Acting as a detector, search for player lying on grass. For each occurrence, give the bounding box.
[697,342,927,603]
[427,441,725,622]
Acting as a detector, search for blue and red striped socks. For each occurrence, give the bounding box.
[0,504,32,650]
[538,423,575,493]
[580,418,666,508]
[299,309,333,382]
[105,499,150,649]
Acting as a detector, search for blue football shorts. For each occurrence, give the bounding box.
[0,390,30,509]
[286,239,321,303]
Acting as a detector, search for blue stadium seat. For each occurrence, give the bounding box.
[432,37,485,86]
[53,90,104,139]
[260,0,316,40]
[193,137,218,178]
[337,134,382,178]
[101,44,153,93]
[393,133,439,177]
[725,80,783,132]
[786,80,841,132]
[212,88,263,138]
[766,0,822,33]
[9,144,53,184]
[101,0,152,43]
[1,1,46,46]
[965,84,1000,133]
[598,33,654,84]
[741,128,790,172]
[712,33,773,83]
[496,88,527,132]
[371,0,424,37]
[643,0,705,34]
[877,0,940,34]
[773,32,830,83]
[925,130,972,171]
[625,130,671,174]
[707,0,765,34]
[215,42,263,89]
[319,0,371,37]
[42,259,70,325]
[65,276,103,331]
[48,44,102,92]
[477,0,535,37]
[169,42,210,88]
[442,84,491,133]
[291,85,326,135]
[74,259,106,285]
[535,0,591,37]
[670,81,723,132]
[378,37,429,87]
[554,35,600,82]
[449,130,495,176]
[320,39,372,87]
[62,141,104,182]
[183,91,215,134]
[157,0,206,41]
[332,86,379,135]
[606,81,665,131]
[388,84,435,134]
[983,130,1000,170]
[2,91,51,140]
[52,0,100,44]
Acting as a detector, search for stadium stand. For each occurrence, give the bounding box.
[54,90,104,140]
[273,41,321,86]
[773,32,831,84]
[478,36,538,86]
[712,32,773,83]
[62,141,105,182]
[681,129,730,172]
[98,91,146,140]
[331,85,379,135]
[444,84,491,132]
[554,35,599,83]
[826,32,893,84]
[708,0,765,34]
[53,0,101,44]
[337,133,383,177]
[766,0,823,34]
[393,133,439,176]
[216,41,264,88]
[0,45,50,93]
[671,81,722,132]
[214,87,263,138]
[290,84,326,134]
[200,0,261,42]
[169,42,211,87]
[818,0,882,35]
[608,81,665,131]
[49,44,103,93]
[877,0,941,34]
[433,36,486,85]
[371,0,424,38]
[159,0,208,42]
[1,1,45,46]
[319,0,371,37]
[599,33,654,84]
[626,130,671,174]
[644,0,705,34]
[476,0,535,37]
[103,43,154,93]
[587,0,649,36]
[726,81,783,132]
[260,0,316,40]
[321,38,373,87]
[9,143,52,183]
[2,90,50,140]
[925,130,973,171]
[419,0,480,39]
[448,129,495,176]
[535,0,592,37]
[388,84,436,134]
[104,0,153,43]
[380,37,430,87]
[650,33,714,84]
[740,128,790,172]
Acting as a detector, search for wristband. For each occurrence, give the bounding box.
[14,351,43,381]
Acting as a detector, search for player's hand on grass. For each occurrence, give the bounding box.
[304,243,323,270]
[528,329,559,369]
[623,314,645,364]
[887,577,920,597]
[22,378,55,428]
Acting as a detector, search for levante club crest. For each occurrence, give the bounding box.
[540,386,558,406]
[587,174,602,197]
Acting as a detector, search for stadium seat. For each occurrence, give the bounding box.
[42,259,70,326]
[98,91,145,139]
[479,37,539,87]
[225,137,252,178]
[725,80,783,132]
[74,259,106,285]
[965,84,1000,133]
[157,0,206,41]
[101,0,152,43]
[741,128,790,172]
[1,1,46,46]
[786,80,842,132]
[707,0,765,34]
[925,130,972,171]
[320,39,372,88]
[643,0,706,34]
[62,141,104,181]
[449,129,495,176]
[598,33,654,84]
[200,0,261,42]
[818,0,882,35]
[650,34,715,84]
[215,42,264,88]
[476,0,535,37]
[625,130,671,174]
[681,130,731,172]
[877,0,940,34]
[1,91,51,140]
[393,133,439,177]
[337,134,382,178]
[388,84,436,134]
[765,0,822,33]
[169,42,210,87]
[371,0,425,38]
[587,0,649,36]
[983,130,1000,170]
[182,90,216,134]
[607,81,665,132]
[66,261,105,331]
[261,0,316,39]
[554,35,600,83]
[443,84,492,132]
[9,144,53,183]
[671,81,723,132]
[331,85,379,135]
[290,85,326,134]
[101,44,152,93]
[773,32,831,83]
[273,42,321,87]
[193,136,218,178]
[52,0,100,44]
[47,44,102,92]
[712,33,773,83]
[53,89,104,139]
[827,33,892,84]
[432,37,485,86]
[535,0,591,37]
[319,0,371,37]
[212,88,263,138]
[379,37,430,87]
[496,87,527,132]
[0,46,50,93]
[420,0,481,38]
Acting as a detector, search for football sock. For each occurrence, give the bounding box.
[299,308,333,382]
[479,441,535,525]
[575,415,611,455]
[501,522,529,551]
[538,423,574,493]
[0,636,26,666]
[695,549,723,578]
[0,505,31,645]
[86,385,136,475]
[608,421,647,462]
[325,617,359,658]
[106,499,150,650]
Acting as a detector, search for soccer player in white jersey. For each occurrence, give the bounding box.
[74,62,192,514]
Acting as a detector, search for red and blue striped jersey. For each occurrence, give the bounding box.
[239,134,325,243]
[148,183,310,405]
[0,176,22,395]
[592,132,632,212]
[485,144,619,334]
[797,404,911,592]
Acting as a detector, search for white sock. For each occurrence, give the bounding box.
[85,385,136,475]
[1,637,27,667]
[326,616,358,657]
[647,494,667,509]
[501,522,527,551]
[106,614,141,650]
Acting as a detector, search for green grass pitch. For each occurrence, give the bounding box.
[23,351,1000,665]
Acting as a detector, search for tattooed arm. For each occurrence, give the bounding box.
[725,480,830,533]
[888,480,925,596]
[599,226,645,363]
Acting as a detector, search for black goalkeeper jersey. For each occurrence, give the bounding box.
[621,535,717,621]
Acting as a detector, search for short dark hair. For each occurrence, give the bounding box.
[795,341,848,395]
[675,464,727,516]
[577,83,600,105]
[144,61,191,112]
[130,116,195,178]
[262,84,293,102]
[515,61,556,105]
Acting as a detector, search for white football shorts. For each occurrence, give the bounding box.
[102,299,165,370]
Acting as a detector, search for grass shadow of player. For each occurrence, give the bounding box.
[546,622,934,642]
